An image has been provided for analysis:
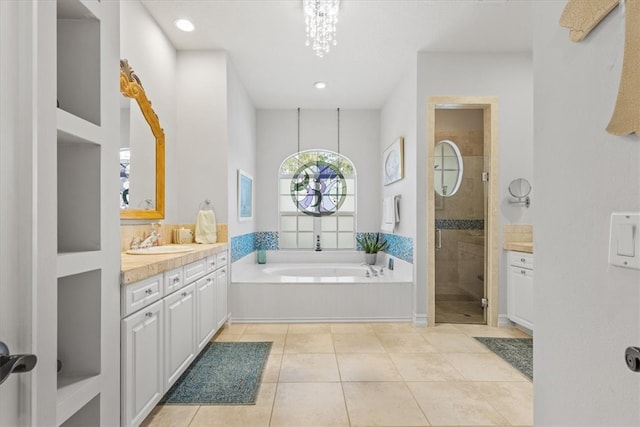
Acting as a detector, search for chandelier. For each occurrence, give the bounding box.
[303,0,340,58]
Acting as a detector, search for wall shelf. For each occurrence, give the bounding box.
[57,251,102,279]
[56,374,100,427]
[57,109,101,146]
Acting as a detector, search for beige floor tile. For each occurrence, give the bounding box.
[270,382,349,427]
[279,353,340,382]
[371,322,418,334]
[213,333,242,342]
[188,383,276,427]
[377,333,437,353]
[389,353,466,382]
[243,323,289,335]
[284,333,335,353]
[140,405,198,427]
[333,333,386,353]
[238,334,287,354]
[473,382,533,426]
[422,332,490,353]
[452,324,531,338]
[337,353,403,382]
[407,382,508,426]
[262,353,282,383]
[342,382,429,426]
[330,323,375,334]
[219,323,248,335]
[445,353,529,381]
[287,323,332,334]
[424,323,463,334]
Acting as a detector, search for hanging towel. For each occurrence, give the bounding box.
[381,196,399,233]
[195,209,217,244]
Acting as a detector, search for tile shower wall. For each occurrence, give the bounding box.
[434,123,485,300]
[231,231,413,264]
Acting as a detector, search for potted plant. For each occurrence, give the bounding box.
[356,232,388,265]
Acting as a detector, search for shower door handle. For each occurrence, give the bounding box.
[435,228,442,249]
[0,341,37,386]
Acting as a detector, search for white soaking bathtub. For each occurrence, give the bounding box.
[230,251,413,323]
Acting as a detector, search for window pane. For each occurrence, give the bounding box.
[298,216,314,231]
[280,179,292,195]
[341,195,355,212]
[338,232,355,249]
[298,232,314,249]
[280,216,297,232]
[345,179,355,194]
[338,216,354,231]
[280,195,297,212]
[321,232,337,249]
[321,216,337,231]
[280,232,297,249]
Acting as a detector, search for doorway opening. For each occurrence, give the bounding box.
[427,96,499,327]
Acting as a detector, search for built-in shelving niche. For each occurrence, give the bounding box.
[57,137,101,253]
[57,269,101,426]
[59,395,100,427]
[57,0,101,126]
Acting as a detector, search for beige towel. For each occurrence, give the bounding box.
[195,210,217,244]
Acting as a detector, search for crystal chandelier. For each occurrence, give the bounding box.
[303,0,340,58]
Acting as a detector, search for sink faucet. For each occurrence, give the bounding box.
[364,264,378,276]
[139,223,161,248]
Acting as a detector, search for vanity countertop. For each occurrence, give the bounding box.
[121,242,228,285]
[503,242,533,253]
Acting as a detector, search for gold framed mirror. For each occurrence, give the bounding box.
[119,59,165,219]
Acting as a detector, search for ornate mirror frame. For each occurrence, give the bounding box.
[119,59,165,219]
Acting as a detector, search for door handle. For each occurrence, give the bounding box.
[0,341,37,386]
[436,228,442,249]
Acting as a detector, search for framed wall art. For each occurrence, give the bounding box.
[383,137,404,186]
[238,169,253,222]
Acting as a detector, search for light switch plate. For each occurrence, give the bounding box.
[609,213,640,269]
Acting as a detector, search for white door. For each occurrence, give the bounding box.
[196,273,216,352]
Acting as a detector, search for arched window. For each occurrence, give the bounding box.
[279,150,356,250]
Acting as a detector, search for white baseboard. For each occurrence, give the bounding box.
[498,314,515,328]
[413,313,427,328]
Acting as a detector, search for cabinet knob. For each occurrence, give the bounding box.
[207,278,213,283]
[145,289,153,295]
[521,270,526,275]
[145,312,153,317]
[173,277,180,284]
[210,262,215,267]
[181,292,187,297]
[520,258,526,262]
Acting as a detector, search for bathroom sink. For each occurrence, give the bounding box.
[126,245,194,255]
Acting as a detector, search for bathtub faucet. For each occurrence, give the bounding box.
[365,264,379,276]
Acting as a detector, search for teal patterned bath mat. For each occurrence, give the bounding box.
[160,341,272,405]
[474,337,533,380]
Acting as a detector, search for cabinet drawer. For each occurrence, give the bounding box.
[216,251,228,268]
[122,274,163,317]
[509,251,534,269]
[205,255,217,274]
[164,267,184,295]
[184,259,207,283]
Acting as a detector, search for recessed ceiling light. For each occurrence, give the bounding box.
[314,81,327,90]
[175,19,194,32]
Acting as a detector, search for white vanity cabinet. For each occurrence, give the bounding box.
[507,251,534,331]
[121,247,229,427]
[121,300,164,427]
[164,283,196,388]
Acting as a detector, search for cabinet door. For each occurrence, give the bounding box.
[196,273,216,352]
[508,266,534,331]
[164,283,196,388]
[215,267,228,330]
[121,300,164,427]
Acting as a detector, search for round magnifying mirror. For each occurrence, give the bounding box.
[434,139,464,197]
[508,178,531,198]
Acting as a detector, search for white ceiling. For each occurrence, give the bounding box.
[141,0,533,109]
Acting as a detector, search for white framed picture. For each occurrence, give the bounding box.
[383,137,404,186]
[238,169,253,222]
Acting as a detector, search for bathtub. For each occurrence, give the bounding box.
[230,251,413,323]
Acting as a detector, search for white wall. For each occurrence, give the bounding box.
[120,0,177,220]
[416,52,534,319]
[227,60,257,237]
[533,3,640,425]
[380,62,419,320]
[175,51,229,223]
[255,109,380,232]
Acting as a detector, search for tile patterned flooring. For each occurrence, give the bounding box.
[141,323,532,427]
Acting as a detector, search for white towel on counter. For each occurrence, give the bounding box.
[381,195,400,233]
[195,209,217,244]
